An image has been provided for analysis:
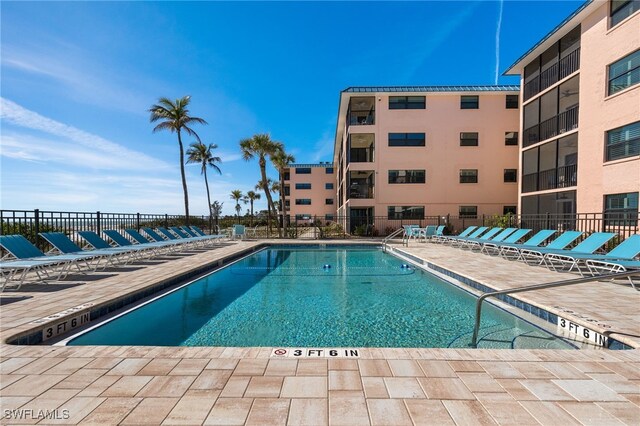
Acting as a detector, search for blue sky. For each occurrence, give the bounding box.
[1,0,583,216]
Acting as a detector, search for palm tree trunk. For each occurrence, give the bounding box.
[250,201,254,227]
[203,168,212,232]
[177,130,190,225]
[280,175,287,238]
[259,157,282,237]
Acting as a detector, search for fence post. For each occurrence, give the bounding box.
[482,214,486,226]
[136,213,140,231]
[96,211,101,235]
[34,208,40,239]
[165,214,168,228]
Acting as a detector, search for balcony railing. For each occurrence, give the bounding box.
[524,48,580,101]
[523,105,579,147]
[349,148,374,163]
[347,184,374,199]
[522,163,578,193]
[348,111,375,126]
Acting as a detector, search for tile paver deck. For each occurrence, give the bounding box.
[0,239,638,425]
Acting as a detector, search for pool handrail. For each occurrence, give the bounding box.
[470,269,640,347]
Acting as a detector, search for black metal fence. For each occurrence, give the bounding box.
[1,209,637,250]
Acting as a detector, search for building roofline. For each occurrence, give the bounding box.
[287,163,334,168]
[342,85,519,93]
[503,0,595,75]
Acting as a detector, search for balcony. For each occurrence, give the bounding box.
[347,133,375,163]
[349,112,375,126]
[522,163,577,193]
[348,184,374,199]
[524,48,580,101]
[523,105,579,147]
[347,96,375,128]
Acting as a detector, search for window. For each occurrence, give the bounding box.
[506,95,519,109]
[459,206,478,218]
[504,169,518,183]
[325,214,334,221]
[295,199,311,205]
[460,95,479,109]
[387,206,425,220]
[606,121,640,161]
[284,186,290,196]
[389,96,425,109]
[295,183,311,190]
[460,132,479,146]
[325,198,334,205]
[284,171,290,180]
[608,49,640,95]
[459,169,478,183]
[388,133,425,147]
[296,214,311,220]
[285,200,290,207]
[611,0,640,27]
[325,183,334,190]
[388,170,426,184]
[326,167,334,174]
[505,132,519,146]
[604,192,639,225]
[503,206,517,215]
[295,167,311,174]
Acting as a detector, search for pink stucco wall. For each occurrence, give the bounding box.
[285,165,336,219]
[577,3,640,213]
[335,91,520,218]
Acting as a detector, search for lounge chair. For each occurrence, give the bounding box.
[507,230,582,263]
[170,226,224,246]
[124,229,184,253]
[432,225,476,243]
[497,229,557,259]
[0,235,102,290]
[545,234,640,275]
[441,226,486,245]
[142,227,194,249]
[412,225,437,243]
[520,232,616,267]
[98,230,167,258]
[481,228,532,255]
[462,228,517,251]
[586,258,640,290]
[451,227,503,248]
[38,232,123,267]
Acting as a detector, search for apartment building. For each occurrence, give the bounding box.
[283,162,336,221]
[332,86,520,228]
[504,0,639,222]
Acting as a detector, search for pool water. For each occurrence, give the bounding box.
[68,246,573,349]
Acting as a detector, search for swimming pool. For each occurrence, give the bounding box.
[67,246,573,349]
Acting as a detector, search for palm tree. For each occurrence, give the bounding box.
[245,191,261,226]
[271,148,295,236]
[186,142,221,224]
[211,201,223,231]
[149,96,207,224]
[230,190,245,220]
[240,134,283,237]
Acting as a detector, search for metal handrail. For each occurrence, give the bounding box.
[382,228,405,251]
[470,270,640,347]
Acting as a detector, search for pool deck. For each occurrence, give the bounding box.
[1,239,639,425]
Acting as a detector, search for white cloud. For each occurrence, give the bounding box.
[495,0,505,85]
[0,98,170,170]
